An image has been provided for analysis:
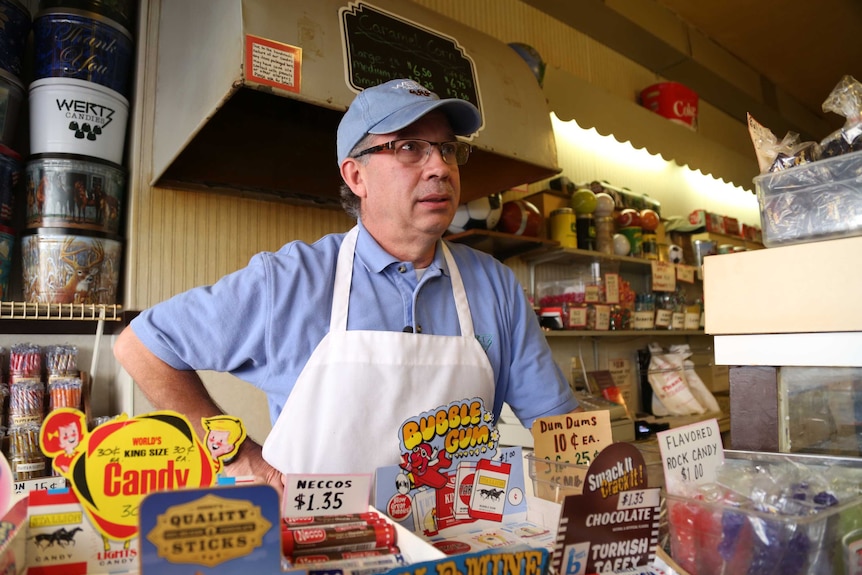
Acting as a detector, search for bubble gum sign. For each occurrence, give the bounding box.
[400,399,495,457]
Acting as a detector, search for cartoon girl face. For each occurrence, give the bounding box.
[58,422,80,454]
[206,429,233,459]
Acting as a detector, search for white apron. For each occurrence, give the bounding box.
[262,226,496,475]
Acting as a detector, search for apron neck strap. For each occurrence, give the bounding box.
[331,226,474,336]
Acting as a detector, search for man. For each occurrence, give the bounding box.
[113,79,580,491]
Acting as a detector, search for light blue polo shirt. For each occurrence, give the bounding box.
[131,220,579,428]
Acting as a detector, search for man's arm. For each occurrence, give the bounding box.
[112,326,282,491]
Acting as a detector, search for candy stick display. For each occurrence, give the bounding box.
[48,377,83,410]
[8,424,46,480]
[0,384,7,428]
[9,343,42,381]
[45,345,78,377]
[9,381,46,427]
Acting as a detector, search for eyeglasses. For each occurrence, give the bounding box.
[352,139,472,166]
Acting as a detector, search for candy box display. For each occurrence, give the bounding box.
[667,450,862,575]
[755,149,862,247]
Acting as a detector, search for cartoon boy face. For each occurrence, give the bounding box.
[58,422,80,454]
[206,429,234,459]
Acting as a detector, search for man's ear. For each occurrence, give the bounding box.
[340,158,368,199]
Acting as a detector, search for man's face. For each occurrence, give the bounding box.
[351,111,461,244]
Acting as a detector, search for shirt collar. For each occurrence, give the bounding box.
[354,219,449,276]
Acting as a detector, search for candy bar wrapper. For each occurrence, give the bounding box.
[468,459,510,522]
[26,489,139,575]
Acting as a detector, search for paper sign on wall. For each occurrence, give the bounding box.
[651,261,677,291]
[656,419,724,495]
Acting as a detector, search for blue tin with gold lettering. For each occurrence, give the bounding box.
[39,0,136,33]
[33,8,134,98]
[0,0,31,78]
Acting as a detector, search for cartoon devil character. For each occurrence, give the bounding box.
[400,441,451,489]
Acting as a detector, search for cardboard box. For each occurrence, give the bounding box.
[688,209,725,234]
[521,190,570,238]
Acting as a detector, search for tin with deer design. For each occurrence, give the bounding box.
[29,77,129,164]
[21,228,122,304]
[25,154,126,234]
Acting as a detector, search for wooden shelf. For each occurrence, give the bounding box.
[691,231,764,251]
[523,245,657,275]
[445,229,559,260]
[544,330,705,338]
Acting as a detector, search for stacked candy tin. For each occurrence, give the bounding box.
[0,0,30,148]
[0,0,30,302]
[21,0,135,304]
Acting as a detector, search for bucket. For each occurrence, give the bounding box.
[21,228,122,304]
[0,223,13,300]
[0,144,22,226]
[26,153,126,234]
[0,0,32,77]
[38,0,136,35]
[0,68,24,147]
[29,77,129,164]
[33,8,135,97]
[640,82,698,130]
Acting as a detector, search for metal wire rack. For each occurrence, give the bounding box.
[0,302,123,322]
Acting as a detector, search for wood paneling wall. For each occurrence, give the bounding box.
[126,0,754,309]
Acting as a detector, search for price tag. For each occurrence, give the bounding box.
[651,261,676,291]
[656,419,724,495]
[594,304,610,330]
[282,474,371,517]
[676,264,696,283]
[585,284,601,303]
[684,311,701,330]
[532,411,613,466]
[567,306,587,329]
[604,273,620,304]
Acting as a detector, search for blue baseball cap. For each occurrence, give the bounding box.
[337,79,481,166]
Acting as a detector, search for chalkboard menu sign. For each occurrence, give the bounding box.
[340,2,482,116]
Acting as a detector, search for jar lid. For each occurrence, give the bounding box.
[551,207,574,216]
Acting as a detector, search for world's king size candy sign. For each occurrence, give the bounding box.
[40,409,219,543]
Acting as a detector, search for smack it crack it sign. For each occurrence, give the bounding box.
[553,443,661,575]
[37,409,239,544]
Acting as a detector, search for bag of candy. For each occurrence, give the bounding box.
[820,74,862,158]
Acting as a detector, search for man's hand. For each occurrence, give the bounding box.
[224,439,283,494]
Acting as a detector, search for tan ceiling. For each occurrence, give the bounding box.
[656,0,862,126]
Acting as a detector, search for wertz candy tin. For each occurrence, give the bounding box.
[26,153,127,234]
[33,8,135,97]
[29,77,130,164]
